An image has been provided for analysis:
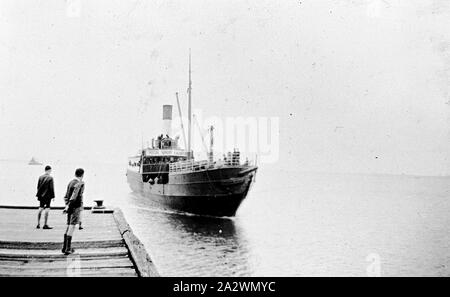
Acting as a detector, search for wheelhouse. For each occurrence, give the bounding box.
[128,135,190,183]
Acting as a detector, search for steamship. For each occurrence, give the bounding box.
[126,56,258,217]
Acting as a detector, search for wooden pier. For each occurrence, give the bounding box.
[0,206,159,277]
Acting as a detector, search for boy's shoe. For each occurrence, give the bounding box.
[64,236,75,255]
[62,234,67,254]
[64,249,75,255]
[43,225,53,230]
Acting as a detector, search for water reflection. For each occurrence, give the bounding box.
[123,193,254,276]
[165,212,237,237]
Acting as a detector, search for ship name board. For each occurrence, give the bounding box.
[144,149,188,157]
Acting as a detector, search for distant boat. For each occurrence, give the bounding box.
[28,157,43,165]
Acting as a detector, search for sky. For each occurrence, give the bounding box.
[0,0,449,176]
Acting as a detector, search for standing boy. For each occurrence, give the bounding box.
[36,165,55,229]
[62,168,85,255]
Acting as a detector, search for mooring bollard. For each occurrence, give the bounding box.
[91,200,114,213]
[94,200,105,209]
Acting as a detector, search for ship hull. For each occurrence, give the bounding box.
[126,166,257,217]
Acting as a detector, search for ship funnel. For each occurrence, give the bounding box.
[162,105,173,137]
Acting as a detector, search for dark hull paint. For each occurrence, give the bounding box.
[126,166,257,217]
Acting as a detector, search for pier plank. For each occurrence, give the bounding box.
[0,267,137,277]
[0,206,159,277]
[0,255,130,262]
[0,240,124,250]
[0,257,131,266]
[0,258,134,271]
[0,247,128,257]
[113,209,160,277]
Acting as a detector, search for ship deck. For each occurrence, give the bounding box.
[0,206,159,277]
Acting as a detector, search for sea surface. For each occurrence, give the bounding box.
[0,160,449,276]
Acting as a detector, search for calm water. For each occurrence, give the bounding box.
[1,160,449,276]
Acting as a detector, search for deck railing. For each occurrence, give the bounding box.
[169,159,213,173]
[169,156,255,173]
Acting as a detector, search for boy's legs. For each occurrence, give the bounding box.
[37,207,43,228]
[78,209,83,230]
[66,224,76,236]
[42,199,52,229]
[63,208,80,255]
[63,224,76,254]
[43,208,50,227]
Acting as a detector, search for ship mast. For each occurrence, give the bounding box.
[187,49,192,159]
[175,92,187,149]
[209,126,214,163]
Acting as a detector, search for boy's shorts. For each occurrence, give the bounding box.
[39,199,51,209]
[67,207,82,225]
